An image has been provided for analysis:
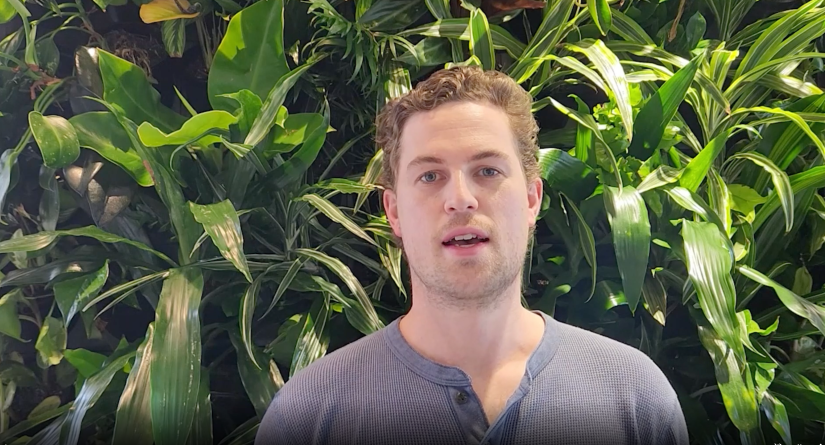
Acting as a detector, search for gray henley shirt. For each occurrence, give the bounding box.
[255,309,689,445]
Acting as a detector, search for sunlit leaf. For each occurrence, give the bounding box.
[139,0,198,23]
[189,200,251,282]
[0,289,22,340]
[738,265,825,338]
[603,186,649,313]
[300,194,376,246]
[54,260,109,326]
[150,268,204,445]
[680,129,731,192]
[682,221,745,362]
[291,292,330,377]
[469,8,494,70]
[112,324,154,445]
[727,152,793,232]
[35,317,66,366]
[138,111,238,148]
[588,0,612,35]
[28,112,80,168]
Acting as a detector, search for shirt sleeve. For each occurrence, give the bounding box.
[656,396,690,445]
[254,393,297,445]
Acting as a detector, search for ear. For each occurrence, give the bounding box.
[383,188,403,238]
[526,177,543,226]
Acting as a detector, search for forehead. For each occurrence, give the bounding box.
[397,101,518,165]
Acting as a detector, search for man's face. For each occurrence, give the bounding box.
[383,101,543,309]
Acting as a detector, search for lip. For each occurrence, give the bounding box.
[441,227,490,244]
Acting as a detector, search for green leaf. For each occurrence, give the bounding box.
[189,200,251,282]
[629,55,701,157]
[28,112,80,168]
[244,60,320,147]
[263,103,330,190]
[0,226,174,266]
[402,18,525,59]
[738,265,825,338]
[300,194,376,246]
[208,0,289,111]
[537,148,597,201]
[728,185,765,224]
[548,98,622,187]
[762,391,792,445]
[603,186,649,313]
[693,306,759,432]
[54,260,109,326]
[357,0,428,31]
[69,112,153,187]
[229,332,283,418]
[63,348,107,379]
[680,129,731,192]
[59,350,135,445]
[97,50,185,134]
[186,371,212,445]
[468,8,494,70]
[240,266,276,370]
[560,193,596,301]
[730,106,825,160]
[35,317,66,366]
[112,324,154,445]
[665,186,727,234]
[685,12,706,49]
[150,268,204,445]
[754,165,825,231]
[642,274,667,325]
[291,292,330,377]
[265,113,324,156]
[138,111,238,148]
[161,19,186,58]
[0,0,16,23]
[682,221,746,362]
[565,40,633,140]
[295,248,383,333]
[727,152,794,232]
[637,165,682,193]
[0,290,22,340]
[394,37,452,67]
[588,0,611,35]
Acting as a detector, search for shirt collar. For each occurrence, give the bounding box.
[383,310,560,385]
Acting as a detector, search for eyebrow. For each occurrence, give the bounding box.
[406,150,509,171]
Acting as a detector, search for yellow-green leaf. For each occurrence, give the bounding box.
[603,186,649,313]
[139,0,198,23]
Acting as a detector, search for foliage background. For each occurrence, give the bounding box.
[1,0,825,444]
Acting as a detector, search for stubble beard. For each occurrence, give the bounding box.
[403,238,527,311]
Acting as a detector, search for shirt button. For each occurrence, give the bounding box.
[455,391,469,404]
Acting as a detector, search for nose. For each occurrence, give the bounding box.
[443,171,478,213]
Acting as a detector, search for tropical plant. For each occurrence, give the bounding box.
[1,0,825,444]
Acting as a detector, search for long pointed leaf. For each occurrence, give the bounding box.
[738,265,825,338]
[189,200,252,282]
[565,40,633,140]
[682,220,746,362]
[300,194,376,246]
[603,186,649,313]
[295,248,383,333]
[680,129,732,192]
[112,324,154,445]
[469,8,494,70]
[150,267,204,445]
[728,152,793,232]
[629,55,700,156]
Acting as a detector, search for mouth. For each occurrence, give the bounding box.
[441,231,490,248]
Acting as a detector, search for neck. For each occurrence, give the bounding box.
[397,277,545,377]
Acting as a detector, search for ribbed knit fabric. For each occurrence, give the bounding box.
[255,310,689,445]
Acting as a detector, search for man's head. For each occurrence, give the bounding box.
[375,66,543,310]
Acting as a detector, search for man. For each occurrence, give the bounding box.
[255,66,689,445]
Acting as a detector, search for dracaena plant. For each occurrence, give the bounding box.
[3,0,825,444]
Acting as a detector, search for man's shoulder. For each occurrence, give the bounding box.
[270,323,393,401]
[548,316,678,396]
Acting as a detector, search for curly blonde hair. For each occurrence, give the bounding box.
[374,65,541,190]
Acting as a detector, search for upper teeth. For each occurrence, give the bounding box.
[452,234,478,241]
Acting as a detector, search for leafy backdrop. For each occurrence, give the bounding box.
[1,0,825,444]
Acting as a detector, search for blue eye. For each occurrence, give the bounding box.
[480,168,499,177]
[420,172,438,183]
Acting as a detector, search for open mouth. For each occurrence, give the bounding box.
[442,234,490,248]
